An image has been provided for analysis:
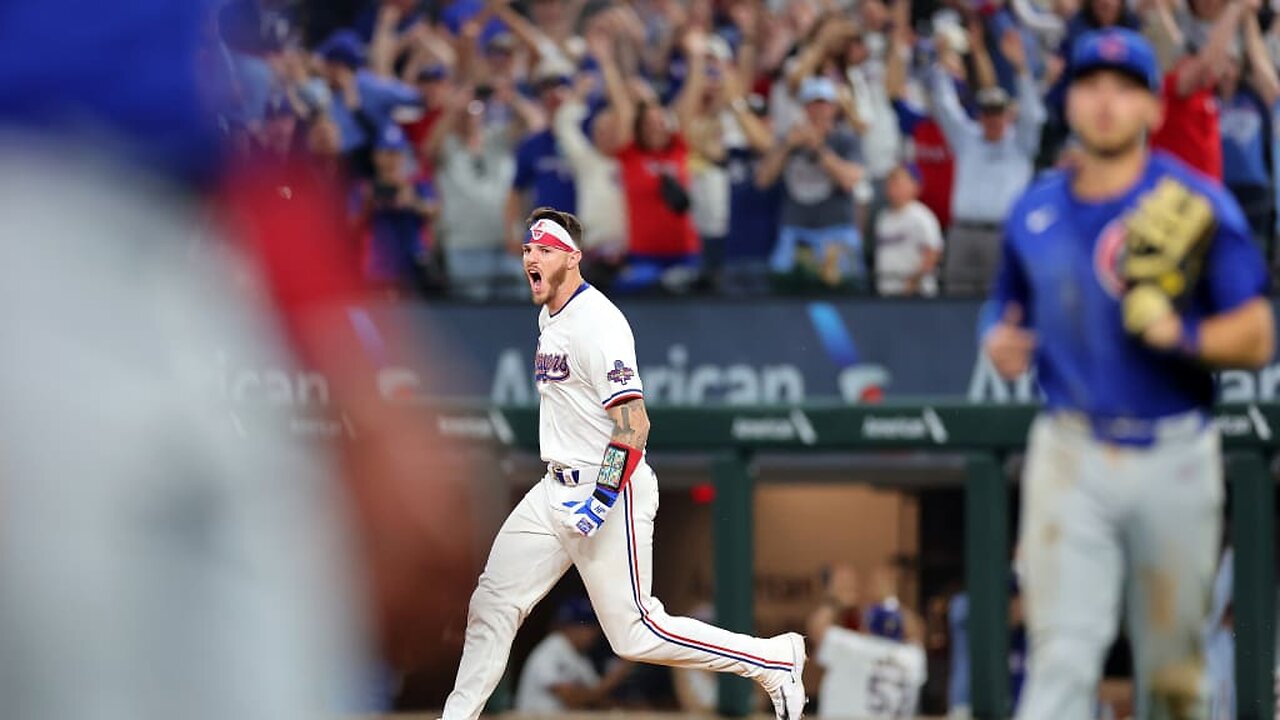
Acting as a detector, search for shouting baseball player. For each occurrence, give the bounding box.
[440,207,807,720]
[984,28,1275,720]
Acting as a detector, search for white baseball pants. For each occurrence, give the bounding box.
[442,462,797,720]
[1015,413,1222,720]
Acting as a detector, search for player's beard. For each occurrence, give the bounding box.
[545,264,569,300]
[1081,128,1145,161]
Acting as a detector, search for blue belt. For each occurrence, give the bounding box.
[1054,410,1210,447]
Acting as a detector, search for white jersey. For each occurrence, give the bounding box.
[535,283,644,467]
[817,627,927,719]
[874,200,944,297]
[514,632,600,713]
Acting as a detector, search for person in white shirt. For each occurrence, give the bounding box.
[814,605,927,719]
[929,29,1045,295]
[553,30,628,259]
[439,207,807,720]
[874,164,944,296]
[516,597,629,713]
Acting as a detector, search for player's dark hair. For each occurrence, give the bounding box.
[526,206,584,247]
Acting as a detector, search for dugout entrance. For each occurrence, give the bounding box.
[441,402,1279,720]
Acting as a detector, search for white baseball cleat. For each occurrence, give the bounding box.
[768,632,807,720]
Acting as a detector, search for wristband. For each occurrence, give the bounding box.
[599,441,641,491]
[730,97,749,113]
[1179,319,1201,358]
[592,484,620,508]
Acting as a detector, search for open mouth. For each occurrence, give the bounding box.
[528,269,543,293]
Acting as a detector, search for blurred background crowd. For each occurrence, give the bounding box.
[216,0,1280,300]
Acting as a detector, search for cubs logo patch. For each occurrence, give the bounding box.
[1093,217,1127,298]
[529,219,550,241]
[1098,34,1127,62]
[606,359,635,384]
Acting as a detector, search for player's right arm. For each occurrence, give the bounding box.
[983,219,1036,380]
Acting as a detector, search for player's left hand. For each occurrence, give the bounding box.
[1140,309,1183,351]
[562,486,621,538]
[1119,177,1215,339]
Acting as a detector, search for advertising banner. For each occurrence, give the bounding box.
[220,299,1280,419]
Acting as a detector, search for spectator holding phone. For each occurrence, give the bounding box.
[756,76,866,291]
[316,29,421,175]
[505,61,578,257]
[596,28,707,293]
[360,125,437,295]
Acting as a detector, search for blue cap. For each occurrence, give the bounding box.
[1071,28,1160,92]
[555,596,596,626]
[866,599,905,642]
[798,76,839,104]
[318,29,365,68]
[374,124,410,152]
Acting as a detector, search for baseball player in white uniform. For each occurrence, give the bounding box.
[440,207,807,720]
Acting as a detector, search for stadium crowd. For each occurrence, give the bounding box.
[216,0,1280,298]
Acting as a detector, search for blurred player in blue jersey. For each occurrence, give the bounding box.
[983,28,1275,720]
[0,3,477,718]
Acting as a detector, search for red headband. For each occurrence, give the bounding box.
[525,218,579,252]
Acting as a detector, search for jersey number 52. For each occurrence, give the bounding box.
[867,657,915,718]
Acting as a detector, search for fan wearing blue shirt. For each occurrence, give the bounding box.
[218,0,287,128]
[362,125,437,294]
[316,30,422,161]
[1216,13,1280,256]
[723,93,782,293]
[505,68,577,249]
[983,29,1274,720]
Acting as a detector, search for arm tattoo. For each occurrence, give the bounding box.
[610,402,649,447]
[611,407,634,443]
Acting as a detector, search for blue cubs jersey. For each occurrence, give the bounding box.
[992,151,1268,419]
[513,130,577,214]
